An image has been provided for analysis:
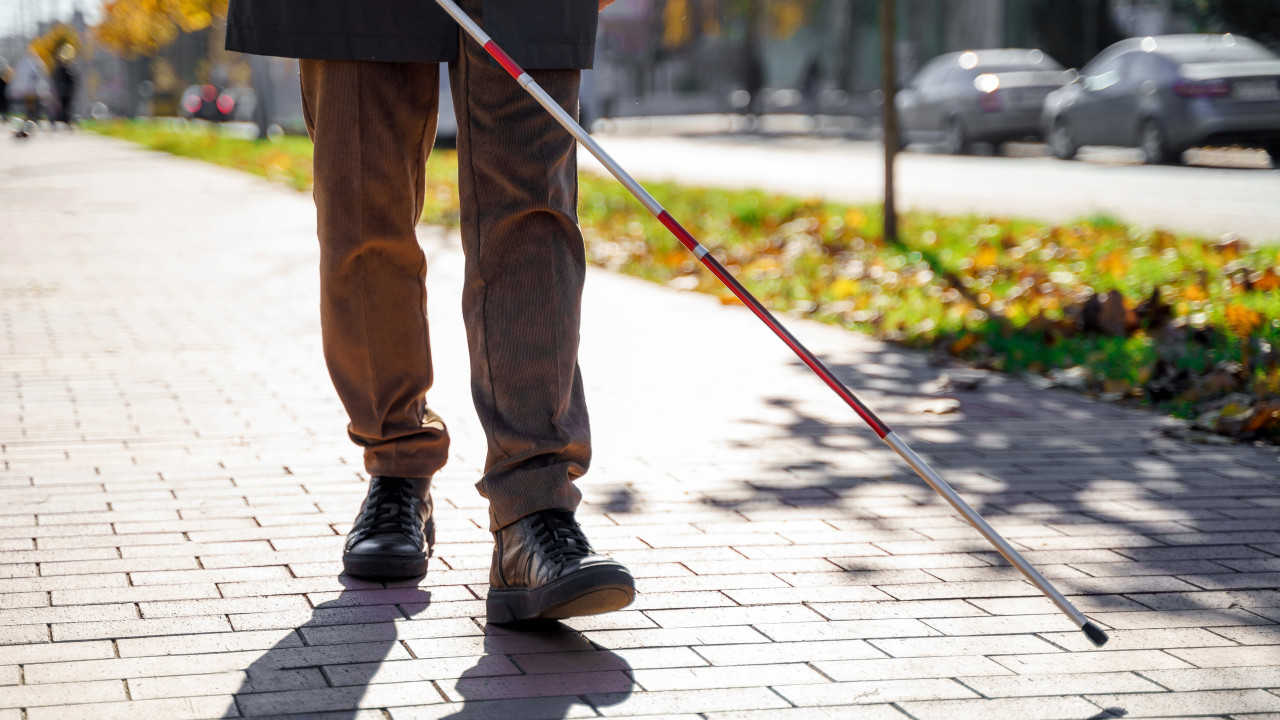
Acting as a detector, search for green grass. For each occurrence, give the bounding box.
[90,119,1280,440]
[89,118,315,190]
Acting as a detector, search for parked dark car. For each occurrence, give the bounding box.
[179,84,252,122]
[1043,34,1280,164]
[898,48,1070,154]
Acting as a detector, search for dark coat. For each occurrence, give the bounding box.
[225,0,598,69]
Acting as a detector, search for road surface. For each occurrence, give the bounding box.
[580,126,1280,244]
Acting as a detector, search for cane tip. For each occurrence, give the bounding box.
[1082,621,1109,647]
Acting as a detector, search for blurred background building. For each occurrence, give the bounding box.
[1,0,1276,132]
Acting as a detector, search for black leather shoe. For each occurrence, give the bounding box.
[487,509,635,624]
[342,476,434,579]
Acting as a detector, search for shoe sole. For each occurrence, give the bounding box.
[487,564,635,624]
[342,553,428,579]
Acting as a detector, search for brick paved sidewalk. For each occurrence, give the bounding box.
[1,133,1278,720]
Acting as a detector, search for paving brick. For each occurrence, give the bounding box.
[37,532,186,549]
[704,707,909,720]
[1041,627,1241,652]
[680,558,844,575]
[812,655,1013,682]
[0,573,128,595]
[722,585,894,605]
[1131,590,1280,611]
[960,670,1164,696]
[754,618,941,641]
[326,654,517,686]
[438,669,634,703]
[119,540,274,559]
[694,638,885,665]
[1209,625,1280,645]
[52,583,222,606]
[139,595,310,618]
[218,576,384,598]
[809,599,987,621]
[128,565,292,586]
[117,629,301,657]
[0,603,138,626]
[24,696,235,720]
[1087,689,1280,716]
[870,634,1061,658]
[644,605,824,628]
[1090,609,1271,630]
[991,649,1195,674]
[1166,646,1280,668]
[582,626,772,650]
[633,662,830,691]
[304,618,482,646]
[967,594,1147,615]
[588,687,791,716]
[0,679,127,707]
[919,613,1081,636]
[229,603,411,631]
[53,615,233,641]
[774,678,977,706]
[127,667,326,699]
[306,586,477,607]
[0,624,51,645]
[1141,666,1280,691]
[896,696,1108,720]
[0,591,49,610]
[389,698,600,719]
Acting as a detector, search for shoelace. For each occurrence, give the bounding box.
[360,480,420,537]
[529,510,592,564]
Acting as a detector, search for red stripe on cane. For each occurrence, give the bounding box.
[656,213,891,438]
[657,211,699,253]
[484,41,524,79]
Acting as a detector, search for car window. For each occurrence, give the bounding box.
[1085,53,1125,91]
[1161,37,1277,63]
[911,58,951,90]
[1129,52,1165,80]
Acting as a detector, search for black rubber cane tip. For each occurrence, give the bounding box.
[1082,621,1109,647]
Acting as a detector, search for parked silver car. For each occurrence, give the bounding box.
[898,48,1070,154]
[1043,34,1280,164]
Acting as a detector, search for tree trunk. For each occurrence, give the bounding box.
[880,0,897,242]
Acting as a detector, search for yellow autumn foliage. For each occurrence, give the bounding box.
[31,23,80,72]
[96,0,228,58]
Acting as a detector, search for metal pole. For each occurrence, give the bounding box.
[431,0,1108,648]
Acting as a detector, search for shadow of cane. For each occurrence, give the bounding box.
[221,586,433,718]
[439,621,634,719]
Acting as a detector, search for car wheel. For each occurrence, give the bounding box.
[1140,119,1179,165]
[1049,120,1077,160]
[943,117,970,155]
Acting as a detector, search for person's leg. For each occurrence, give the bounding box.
[450,7,590,533]
[302,58,450,480]
[301,59,446,578]
[450,0,633,622]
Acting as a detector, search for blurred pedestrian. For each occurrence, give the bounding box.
[225,0,635,624]
[52,45,77,129]
[9,50,48,138]
[0,58,11,121]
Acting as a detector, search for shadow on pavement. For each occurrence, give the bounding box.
[220,590,634,719]
[221,586,434,719]
[440,622,634,718]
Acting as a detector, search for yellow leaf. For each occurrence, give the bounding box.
[975,245,998,270]
[1225,303,1263,339]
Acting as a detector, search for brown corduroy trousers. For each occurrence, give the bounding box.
[300,5,589,530]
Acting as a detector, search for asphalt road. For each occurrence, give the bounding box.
[579,124,1280,244]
